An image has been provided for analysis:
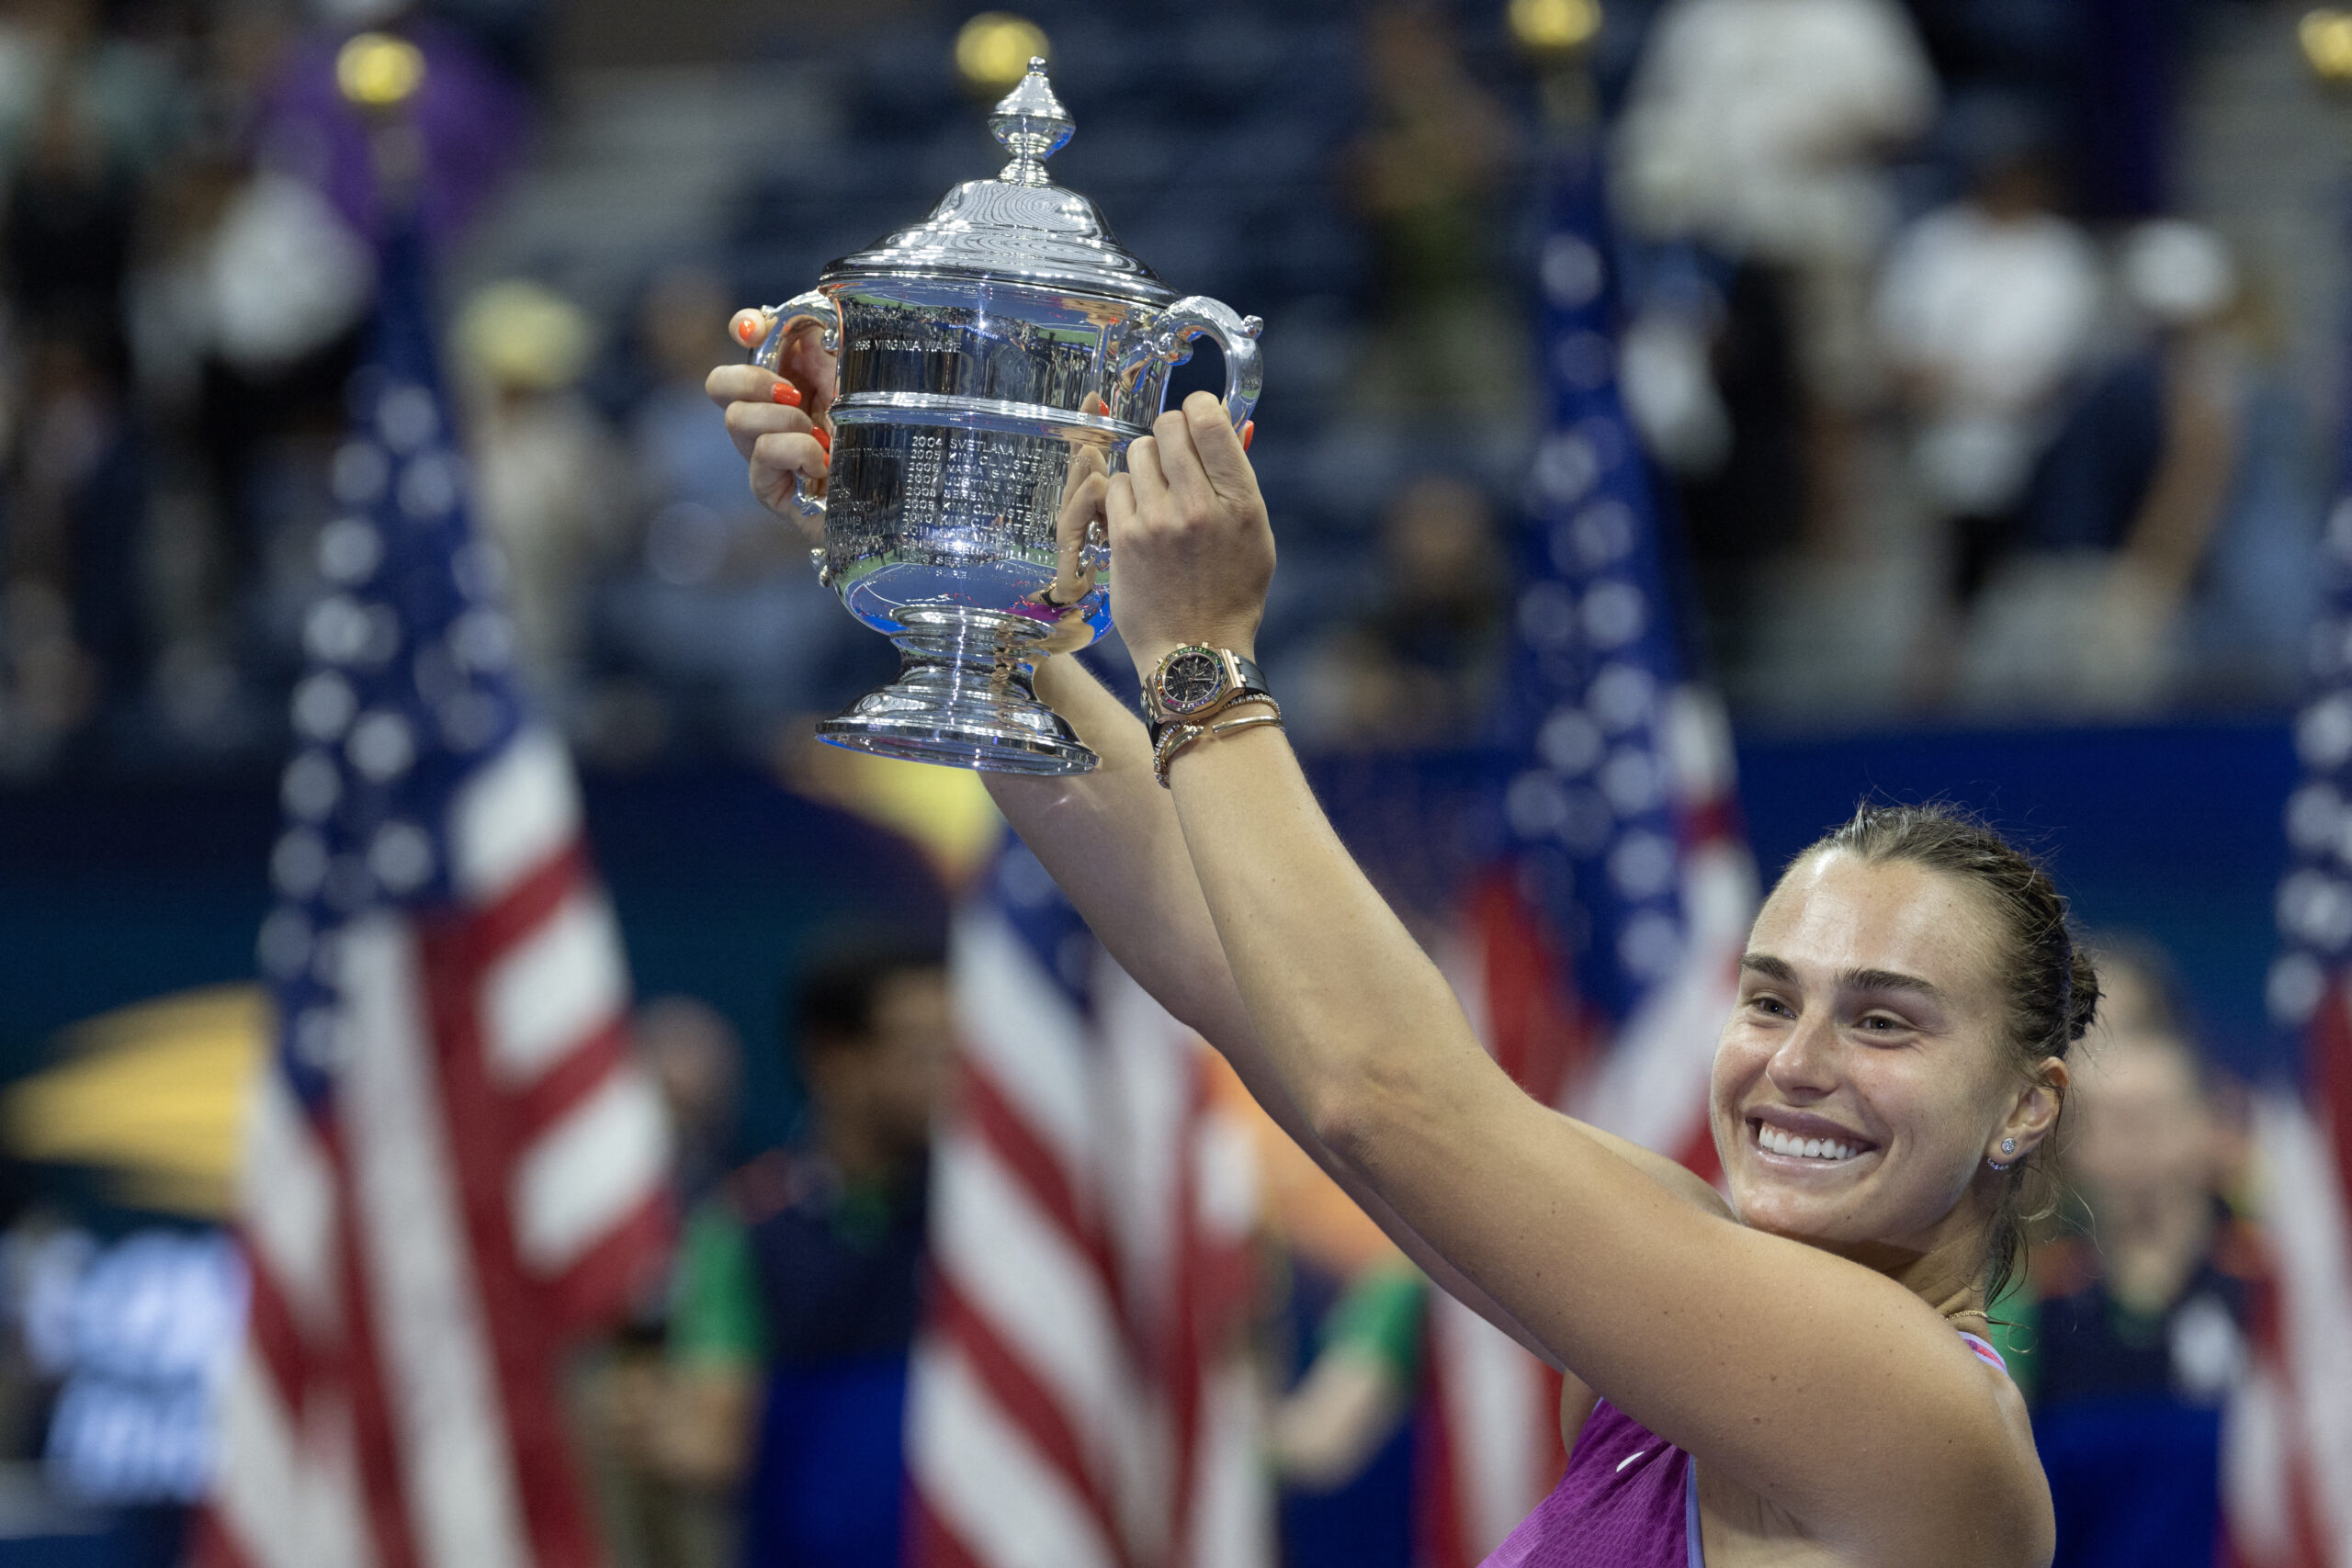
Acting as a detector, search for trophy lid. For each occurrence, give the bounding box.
[822,59,1175,307]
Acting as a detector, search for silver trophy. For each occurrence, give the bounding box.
[743,59,1262,773]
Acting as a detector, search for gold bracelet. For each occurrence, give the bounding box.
[1155,698,1283,788]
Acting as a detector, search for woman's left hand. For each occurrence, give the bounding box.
[1106,390,1273,676]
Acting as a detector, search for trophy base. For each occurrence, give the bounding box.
[815,608,1100,774]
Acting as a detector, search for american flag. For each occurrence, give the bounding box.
[909,838,1271,1568]
[193,220,671,1568]
[2241,479,2352,1564]
[1416,140,1758,1568]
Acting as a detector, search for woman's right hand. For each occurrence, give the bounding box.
[703,308,840,547]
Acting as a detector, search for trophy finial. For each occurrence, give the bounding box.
[989,58,1073,186]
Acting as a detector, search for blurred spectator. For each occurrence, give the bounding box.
[650,933,950,1568]
[1962,220,2323,712]
[2021,950,2258,1568]
[0,327,137,773]
[1875,148,2103,615]
[1615,0,1936,540]
[637,995,744,1207]
[1344,6,1525,420]
[585,998,747,1568]
[253,6,529,250]
[1286,473,1507,749]
[453,277,625,713]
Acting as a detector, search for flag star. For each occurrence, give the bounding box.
[2299,694,2352,770]
[1586,663,1657,730]
[1598,748,1662,816]
[1541,233,1605,308]
[369,822,435,892]
[332,441,391,505]
[399,453,459,519]
[1608,831,1677,898]
[273,830,329,897]
[1582,581,1647,649]
[377,384,439,452]
[319,516,385,583]
[347,711,417,780]
[292,677,357,742]
[1532,431,1600,506]
[451,610,514,671]
[282,751,342,820]
[1537,707,1604,775]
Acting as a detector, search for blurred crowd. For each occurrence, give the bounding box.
[0,0,2330,784]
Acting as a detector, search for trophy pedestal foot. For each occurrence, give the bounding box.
[815,608,1099,774]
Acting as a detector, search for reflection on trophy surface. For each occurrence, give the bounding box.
[736,58,1263,774]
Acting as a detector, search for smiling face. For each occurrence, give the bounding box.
[1710,850,2057,1280]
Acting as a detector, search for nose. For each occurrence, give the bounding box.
[1765,1007,1842,1100]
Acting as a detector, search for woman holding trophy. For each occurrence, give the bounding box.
[705,61,2084,1568]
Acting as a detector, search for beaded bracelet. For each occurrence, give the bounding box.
[1153,699,1283,788]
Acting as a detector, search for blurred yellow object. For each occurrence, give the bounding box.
[956,13,1050,94]
[786,736,1005,886]
[455,279,597,392]
[2303,8,2352,81]
[1508,0,1602,57]
[337,31,427,108]
[5,987,266,1217]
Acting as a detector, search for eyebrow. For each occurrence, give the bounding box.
[1739,954,1947,1005]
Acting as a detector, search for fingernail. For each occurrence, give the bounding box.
[730,309,765,345]
[771,381,802,407]
[813,427,831,454]
[1241,420,1256,451]
[1095,397,1111,416]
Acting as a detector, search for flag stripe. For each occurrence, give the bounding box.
[482,891,628,1086]
[451,729,582,905]
[342,918,533,1568]
[929,1273,1124,1541]
[912,846,1269,1568]
[931,1127,1127,1464]
[512,1069,669,1275]
[909,1337,1125,1568]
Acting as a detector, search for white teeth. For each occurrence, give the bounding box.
[1756,1123,1862,1162]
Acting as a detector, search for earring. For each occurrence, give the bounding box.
[2001,1138,2017,1155]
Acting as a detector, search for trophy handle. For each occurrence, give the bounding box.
[747,288,842,518]
[1152,296,1264,434]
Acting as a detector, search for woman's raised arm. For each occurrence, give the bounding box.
[984,648,1565,1367]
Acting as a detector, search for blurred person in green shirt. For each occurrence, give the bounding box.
[650,933,951,1568]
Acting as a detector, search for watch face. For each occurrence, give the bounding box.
[1159,649,1225,714]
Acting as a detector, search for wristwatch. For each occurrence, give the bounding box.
[1142,645,1272,741]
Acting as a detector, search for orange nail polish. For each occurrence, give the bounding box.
[730,309,764,345]
[1241,420,1256,451]
[1096,397,1111,415]
[772,381,803,407]
[813,427,831,454]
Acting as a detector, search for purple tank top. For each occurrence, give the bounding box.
[1479,1399,1698,1568]
[1478,1332,2009,1568]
